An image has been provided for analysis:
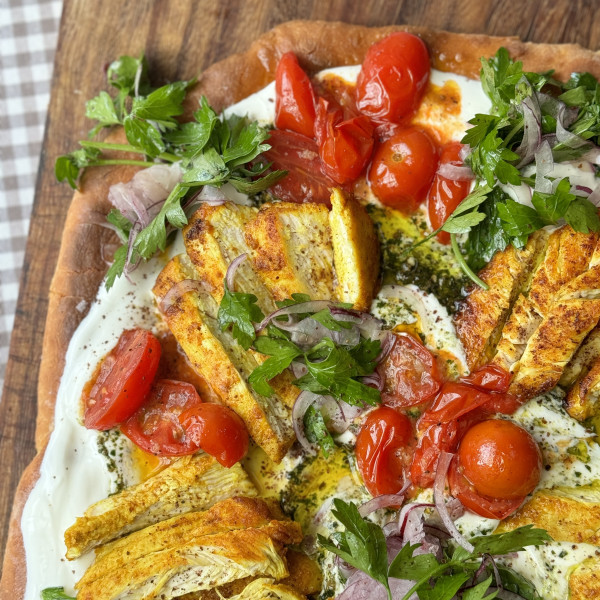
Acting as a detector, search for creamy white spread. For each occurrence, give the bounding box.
[21,64,600,600]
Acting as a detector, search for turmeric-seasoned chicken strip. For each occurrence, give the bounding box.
[569,556,600,600]
[245,202,334,301]
[154,255,295,462]
[565,357,600,421]
[64,454,255,559]
[329,188,379,311]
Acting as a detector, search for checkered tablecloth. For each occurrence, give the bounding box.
[0,0,63,395]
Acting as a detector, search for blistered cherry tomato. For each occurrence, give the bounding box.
[121,379,203,456]
[181,403,249,467]
[263,129,337,204]
[380,332,442,408]
[458,419,542,500]
[428,142,471,244]
[368,127,438,212]
[275,52,317,138]
[315,97,374,184]
[356,32,430,124]
[355,407,414,496]
[83,328,161,430]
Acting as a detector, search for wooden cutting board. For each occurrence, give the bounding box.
[2,0,600,564]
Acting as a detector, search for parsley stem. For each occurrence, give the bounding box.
[450,233,489,290]
[80,140,179,163]
[90,159,156,167]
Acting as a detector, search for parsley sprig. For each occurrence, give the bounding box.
[320,499,552,600]
[56,55,285,288]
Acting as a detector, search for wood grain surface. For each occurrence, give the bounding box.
[2,0,600,569]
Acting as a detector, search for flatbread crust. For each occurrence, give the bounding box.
[4,19,600,599]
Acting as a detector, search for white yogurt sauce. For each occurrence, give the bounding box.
[21,62,599,600]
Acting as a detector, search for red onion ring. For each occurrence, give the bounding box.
[397,502,435,540]
[433,451,474,553]
[534,140,554,194]
[225,253,248,291]
[197,185,228,205]
[437,161,475,181]
[159,279,212,314]
[292,391,324,454]
[358,494,406,518]
[515,95,542,169]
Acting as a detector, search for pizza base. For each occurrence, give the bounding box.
[4,19,600,599]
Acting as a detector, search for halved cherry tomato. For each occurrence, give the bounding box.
[314,97,374,184]
[458,419,542,500]
[368,127,438,212]
[448,456,526,520]
[411,421,459,489]
[461,364,511,393]
[121,379,202,456]
[263,129,337,204]
[181,403,249,468]
[428,142,471,244]
[355,406,414,496]
[356,32,430,125]
[83,328,161,430]
[275,52,317,138]
[380,332,441,408]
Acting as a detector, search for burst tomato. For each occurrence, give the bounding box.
[368,127,438,212]
[428,142,471,244]
[380,332,441,408]
[315,97,374,184]
[121,379,203,456]
[356,32,430,125]
[275,52,317,138]
[355,406,414,496]
[263,129,337,204]
[83,328,161,430]
[458,419,542,500]
[181,403,249,467]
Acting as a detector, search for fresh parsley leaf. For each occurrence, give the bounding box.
[531,177,575,222]
[495,565,544,600]
[311,308,353,331]
[388,543,440,580]
[497,197,547,246]
[418,572,471,600]
[107,54,149,94]
[565,196,600,232]
[85,91,120,134]
[41,587,76,600]
[318,500,391,599]
[105,245,128,290]
[461,576,498,600]
[123,115,165,157]
[54,155,81,189]
[249,337,302,396]
[106,208,132,241]
[217,285,264,350]
[480,47,527,113]
[470,525,552,555]
[304,405,335,456]
[132,81,190,123]
[275,293,312,308]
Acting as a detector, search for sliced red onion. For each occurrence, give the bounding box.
[398,502,435,540]
[376,331,395,363]
[225,253,248,291]
[503,183,533,207]
[320,396,364,433]
[515,96,541,169]
[331,307,384,341]
[556,106,590,150]
[197,185,228,206]
[292,391,324,454]
[588,185,600,207]
[338,571,418,600]
[433,451,474,553]
[437,161,475,181]
[159,279,212,314]
[383,521,401,537]
[358,494,405,518]
[255,300,336,332]
[459,144,470,162]
[575,184,593,196]
[360,372,384,392]
[334,555,357,580]
[291,361,308,379]
[534,140,554,194]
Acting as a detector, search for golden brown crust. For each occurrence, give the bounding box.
[6,20,600,599]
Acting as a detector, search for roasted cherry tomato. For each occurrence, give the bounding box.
[428,142,471,244]
[461,364,512,393]
[381,332,442,408]
[356,406,414,496]
[263,129,337,204]
[121,379,203,456]
[448,456,526,520]
[181,403,249,468]
[356,32,430,125]
[83,328,161,430]
[458,419,542,500]
[411,421,459,489]
[275,52,317,138]
[368,127,438,212]
[315,97,374,184]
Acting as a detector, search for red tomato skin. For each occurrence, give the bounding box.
[410,421,458,489]
[458,419,542,500]
[448,455,526,520]
[428,142,471,244]
[315,97,374,184]
[181,403,249,468]
[263,129,337,204]
[381,332,441,408]
[84,329,161,431]
[356,32,430,125]
[461,364,512,393]
[355,406,414,496]
[275,52,317,138]
[368,127,438,212]
[120,379,203,456]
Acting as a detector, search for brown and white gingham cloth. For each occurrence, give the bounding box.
[0,0,63,395]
